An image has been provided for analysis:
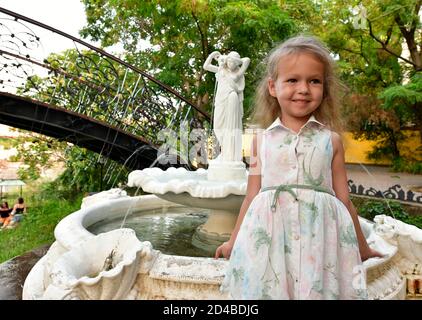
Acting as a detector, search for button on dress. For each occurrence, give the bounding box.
[220,116,367,300]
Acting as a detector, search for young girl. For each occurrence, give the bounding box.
[215,35,382,300]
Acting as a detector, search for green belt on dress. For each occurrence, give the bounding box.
[261,184,335,212]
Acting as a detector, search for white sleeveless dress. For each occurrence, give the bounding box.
[220,116,368,300]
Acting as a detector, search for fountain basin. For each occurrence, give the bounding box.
[128,167,247,252]
[23,190,421,300]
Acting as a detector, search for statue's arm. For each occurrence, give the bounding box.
[203,51,220,73]
[238,57,250,75]
[232,57,250,84]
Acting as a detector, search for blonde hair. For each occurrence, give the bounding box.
[250,35,344,133]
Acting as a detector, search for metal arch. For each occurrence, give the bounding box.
[0,7,209,119]
[0,92,167,170]
[0,7,210,169]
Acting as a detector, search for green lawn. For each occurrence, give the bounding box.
[0,195,82,263]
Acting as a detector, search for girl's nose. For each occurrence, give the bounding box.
[297,82,310,94]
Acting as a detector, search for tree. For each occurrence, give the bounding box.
[80,0,296,117]
[10,130,129,194]
[10,133,67,181]
[279,0,421,170]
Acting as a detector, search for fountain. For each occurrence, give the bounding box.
[125,50,251,254]
[22,50,422,300]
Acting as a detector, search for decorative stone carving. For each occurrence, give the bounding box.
[128,168,247,199]
[42,229,154,300]
[203,50,250,163]
[373,214,422,298]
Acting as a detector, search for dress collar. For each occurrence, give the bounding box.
[265,115,325,132]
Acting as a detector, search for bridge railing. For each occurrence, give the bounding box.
[0,7,209,150]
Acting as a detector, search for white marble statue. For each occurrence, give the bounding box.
[203,51,250,162]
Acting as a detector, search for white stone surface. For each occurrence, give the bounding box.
[42,229,148,300]
[128,167,247,198]
[81,188,129,209]
[207,159,247,181]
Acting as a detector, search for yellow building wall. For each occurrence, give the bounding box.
[242,130,422,165]
[343,130,421,165]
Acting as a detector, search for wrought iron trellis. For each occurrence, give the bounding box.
[0,7,210,170]
[348,180,422,204]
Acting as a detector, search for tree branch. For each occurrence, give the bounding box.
[367,18,417,68]
[394,0,421,70]
[191,10,208,63]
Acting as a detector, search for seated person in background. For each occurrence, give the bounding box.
[0,201,12,226]
[2,197,27,228]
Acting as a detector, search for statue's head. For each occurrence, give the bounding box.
[226,51,242,70]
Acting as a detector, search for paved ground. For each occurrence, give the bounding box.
[0,244,49,300]
[346,164,421,193]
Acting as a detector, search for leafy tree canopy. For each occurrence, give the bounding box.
[80,0,296,116]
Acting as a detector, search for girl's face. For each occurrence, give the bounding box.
[268,52,324,121]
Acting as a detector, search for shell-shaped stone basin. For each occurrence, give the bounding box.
[48,228,150,300]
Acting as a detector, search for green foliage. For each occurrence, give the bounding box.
[379,74,422,133]
[8,133,66,181]
[357,199,422,229]
[391,157,422,174]
[48,147,129,196]
[381,74,422,110]
[0,137,16,150]
[80,0,296,116]
[10,129,128,195]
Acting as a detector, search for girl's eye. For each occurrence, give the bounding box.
[310,79,322,84]
[286,79,297,83]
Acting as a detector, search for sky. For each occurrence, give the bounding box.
[0,0,88,133]
[0,0,87,42]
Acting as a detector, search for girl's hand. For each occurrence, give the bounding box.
[215,241,234,259]
[361,247,384,262]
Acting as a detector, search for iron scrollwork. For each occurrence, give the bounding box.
[348,180,422,204]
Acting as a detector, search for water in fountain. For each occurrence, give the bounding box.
[88,206,211,257]
[96,143,209,271]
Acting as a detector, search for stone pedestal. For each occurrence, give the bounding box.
[191,209,238,254]
[207,159,247,181]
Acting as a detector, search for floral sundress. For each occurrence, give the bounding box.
[220,115,367,300]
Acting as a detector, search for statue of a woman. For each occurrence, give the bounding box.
[203,51,250,162]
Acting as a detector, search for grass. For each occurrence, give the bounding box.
[0,194,82,263]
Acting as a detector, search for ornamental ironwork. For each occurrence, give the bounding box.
[0,7,210,162]
[348,180,422,204]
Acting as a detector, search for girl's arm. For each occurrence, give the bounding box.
[331,132,383,261]
[215,134,262,259]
